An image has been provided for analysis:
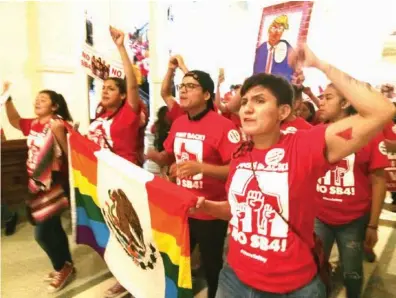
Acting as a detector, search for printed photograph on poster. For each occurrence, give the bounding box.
[253,1,314,82]
[81,45,125,81]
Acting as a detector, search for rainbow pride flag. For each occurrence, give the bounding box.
[68,132,195,298]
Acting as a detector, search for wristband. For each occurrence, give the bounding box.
[367,225,378,230]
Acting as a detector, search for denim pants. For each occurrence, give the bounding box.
[215,264,326,298]
[35,215,72,271]
[189,218,228,298]
[314,214,369,298]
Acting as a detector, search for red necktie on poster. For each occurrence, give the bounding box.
[265,47,274,74]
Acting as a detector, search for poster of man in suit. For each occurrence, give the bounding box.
[253,15,294,81]
[253,2,314,82]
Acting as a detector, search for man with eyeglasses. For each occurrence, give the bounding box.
[147,67,241,298]
[253,14,294,82]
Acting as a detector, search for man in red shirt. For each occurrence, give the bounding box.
[147,70,241,298]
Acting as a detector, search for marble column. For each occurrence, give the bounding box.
[143,2,170,173]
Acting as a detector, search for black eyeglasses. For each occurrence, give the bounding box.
[176,83,201,91]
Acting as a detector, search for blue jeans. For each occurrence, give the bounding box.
[35,215,72,271]
[215,264,326,298]
[189,218,228,298]
[314,214,369,298]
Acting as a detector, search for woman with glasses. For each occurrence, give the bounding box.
[147,69,241,298]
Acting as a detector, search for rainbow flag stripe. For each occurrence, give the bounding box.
[68,132,194,297]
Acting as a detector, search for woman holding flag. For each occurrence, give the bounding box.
[86,26,143,298]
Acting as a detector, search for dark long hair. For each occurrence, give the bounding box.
[153,106,170,152]
[39,90,73,121]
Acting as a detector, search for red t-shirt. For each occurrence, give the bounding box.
[19,118,64,176]
[164,110,241,220]
[316,133,389,225]
[166,101,219,124]
[226,125,329,293]
[382,122,396,190]
[87,103,140,164]
[280,117,312,134]
[166,102,185,124]
[383,121,396,141]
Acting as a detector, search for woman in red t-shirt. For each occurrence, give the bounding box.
[87,27,143,167]
[5,89,75,292]
[86,27,143,298]
[190,44,395,297]
[314,83,389,297]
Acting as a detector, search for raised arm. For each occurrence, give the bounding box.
[214,71,229,114]
[289,44,396,164]
[3,82,21,130]
[161,55,188,110]
[109,26,140,113]
[225,89,242,114]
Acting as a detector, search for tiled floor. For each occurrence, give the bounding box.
[2,206,396,298]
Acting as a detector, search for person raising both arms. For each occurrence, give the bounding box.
[190,44,395,298]
[86,26,142,298]
[147,69,241,298]
[5,87,75,293]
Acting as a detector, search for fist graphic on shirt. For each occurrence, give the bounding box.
[247,190,264,210]
[263,204,276,220]
[236,203,247,219]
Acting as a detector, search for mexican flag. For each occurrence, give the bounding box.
[68,131,196,298]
